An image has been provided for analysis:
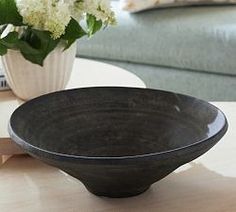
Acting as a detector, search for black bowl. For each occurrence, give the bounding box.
[9,87,228,198]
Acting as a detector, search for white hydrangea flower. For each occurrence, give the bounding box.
[44,1,72,39]
[16,0,72,39]
[16,0,46,30]
[80,0,116,25]
[15,0,115,39]
[98,0,116,24]
[70,0,85,23]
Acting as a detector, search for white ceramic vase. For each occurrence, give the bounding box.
[1,44,76,100]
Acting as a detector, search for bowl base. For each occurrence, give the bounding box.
[85,185,150,198]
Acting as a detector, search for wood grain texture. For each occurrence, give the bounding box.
[0,138,23,156]
[0,102,235,211]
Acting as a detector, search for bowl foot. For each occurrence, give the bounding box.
[85,185,150,198]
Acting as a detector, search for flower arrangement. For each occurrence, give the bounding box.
[0,0,115,65]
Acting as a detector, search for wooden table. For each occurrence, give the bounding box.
[0,61,235,211]
[0,101,235,211]
[0,58,145,156]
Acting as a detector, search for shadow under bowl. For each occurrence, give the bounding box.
[9,87,228,198]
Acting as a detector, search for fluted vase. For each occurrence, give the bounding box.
[1,45,76,100]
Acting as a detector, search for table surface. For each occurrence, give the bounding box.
[0,58,145,154]
[0,102,235,212]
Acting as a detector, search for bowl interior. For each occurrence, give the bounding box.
[10,87,226,157]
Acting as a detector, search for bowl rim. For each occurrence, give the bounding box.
[8,87,229,161]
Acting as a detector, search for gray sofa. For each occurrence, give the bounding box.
[77,1,236,101]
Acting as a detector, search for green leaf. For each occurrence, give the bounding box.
[63,18,87,40]
[64,39,75,50]
[0,28,59,65]
[0,31,19,49]
[17,29,60,66]
[0,27,60,65]
[16,40,44,65]
[86,14,102,37]
[62,18,87,50]
[20,27,41,49]
[0,0,23,26]
[0,43,7,55]
[0,25,7,34]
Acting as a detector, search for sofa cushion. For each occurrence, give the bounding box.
[95,59,236,101]
[77,1,236,75]
[120,0,236,13]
